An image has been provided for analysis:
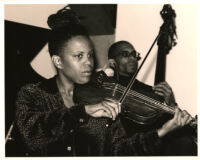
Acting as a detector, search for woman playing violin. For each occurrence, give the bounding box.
[15,8,121,156]
[15,7,194,156]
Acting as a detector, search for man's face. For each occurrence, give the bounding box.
[115,43,138,76]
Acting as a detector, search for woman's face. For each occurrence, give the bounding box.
[59,35,94,84]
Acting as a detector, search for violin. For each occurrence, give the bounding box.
[74,71,197,128]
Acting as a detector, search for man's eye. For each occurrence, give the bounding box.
[120,51,129,57]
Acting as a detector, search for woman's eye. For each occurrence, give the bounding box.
[88,51,94,58]
[74,54,83,59]
[88,53,93,58]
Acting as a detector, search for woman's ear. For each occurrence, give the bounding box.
[52,55,63,69]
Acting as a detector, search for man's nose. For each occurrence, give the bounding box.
[129,55,137,61]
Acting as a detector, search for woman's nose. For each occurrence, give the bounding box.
[84,57,92,65]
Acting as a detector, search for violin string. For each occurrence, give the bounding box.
[102,83,197,128]
[102,83,175,114]
[117,84,168,106]
[103,82,162,107]
[127,89,174,113]
[118,85,197,126]
[119,85,175,114]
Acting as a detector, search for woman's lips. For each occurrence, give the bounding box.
[82,71,92,76]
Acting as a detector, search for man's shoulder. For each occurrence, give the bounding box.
[134,79,152,90]
[134,80,164,101]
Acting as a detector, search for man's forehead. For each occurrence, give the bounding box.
[117,43,135,51]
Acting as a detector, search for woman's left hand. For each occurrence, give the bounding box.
[157,108,193,137]
[153,81,177,107]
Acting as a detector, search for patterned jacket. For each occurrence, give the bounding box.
[15,76,162,156]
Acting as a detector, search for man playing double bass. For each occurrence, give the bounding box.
[101,40,197,155]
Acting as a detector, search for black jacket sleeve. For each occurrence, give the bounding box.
[15,84,89,153]
[110,119,162,156]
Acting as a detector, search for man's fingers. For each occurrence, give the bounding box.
[153,86,171,96]
[154,90,165,97]
[153,82,172,95]
[154,82,171,90]
[153,82,176,106]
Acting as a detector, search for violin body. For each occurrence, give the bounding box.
[75,81,162,126]
[75,71,172,131]
[102,82,165,126]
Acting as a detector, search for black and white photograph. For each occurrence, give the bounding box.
[2,0,199,158]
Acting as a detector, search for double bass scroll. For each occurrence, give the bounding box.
[154,4,177,85]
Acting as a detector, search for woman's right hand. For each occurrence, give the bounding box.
[85,98,121,120]
[157,108,193,138]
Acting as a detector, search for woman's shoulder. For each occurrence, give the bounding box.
[18,76,57,95]
[18,81,42,95]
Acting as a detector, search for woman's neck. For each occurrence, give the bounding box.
[56,74,75,108]
[56,74,74,97]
